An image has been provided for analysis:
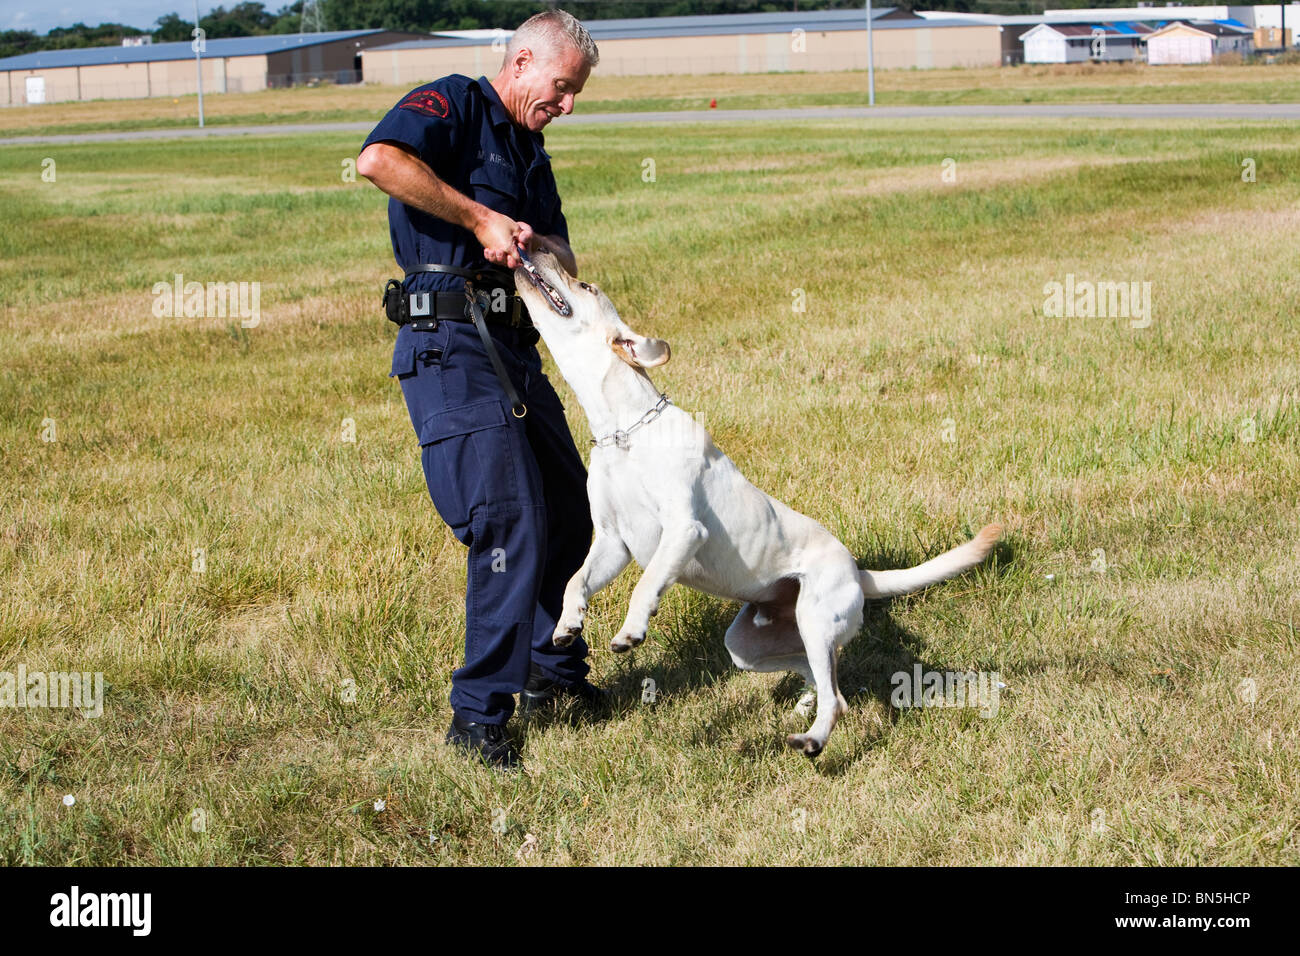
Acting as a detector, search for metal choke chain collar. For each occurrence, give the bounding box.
[591,394,672,450]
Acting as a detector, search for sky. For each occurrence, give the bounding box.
[3,2,224,35]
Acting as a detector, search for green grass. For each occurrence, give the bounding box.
[2,115,1299,864]
[4,62,1298,139]
[10,80,1296,139]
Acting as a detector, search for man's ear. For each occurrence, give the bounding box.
[611,334,670,369]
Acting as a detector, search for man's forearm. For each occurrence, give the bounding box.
[357,143,486,235]
[360,142,573,273]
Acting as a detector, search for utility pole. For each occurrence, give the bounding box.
[193,0,204,128]
[866,0,875,106]
[302,0,327,33]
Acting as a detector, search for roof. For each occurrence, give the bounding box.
[419,9,906,44]
[578,9,901,39]
[1022,21,1156,39]
[918,9,1241,26]
[1147,19,1253,38]
[368,9,1003,55]
[373,36,497,53]
[1022,16,1254,41]
[1042,6,1233,18]
[0,30,393,72]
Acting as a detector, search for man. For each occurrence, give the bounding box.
[357,10,603,771]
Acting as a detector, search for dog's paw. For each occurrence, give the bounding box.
[610,630,645,654]
[785,733,823,759]
[552,624,582,648]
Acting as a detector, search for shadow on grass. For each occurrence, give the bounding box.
[528,535,1017,773]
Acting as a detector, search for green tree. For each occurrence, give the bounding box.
[0,30,41,59]
[153,13,196,42]
[269,2,306,33]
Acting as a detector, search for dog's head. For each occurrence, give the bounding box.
[513,250,670,371]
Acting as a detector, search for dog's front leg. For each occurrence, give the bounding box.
[553,527,632,648]
[611,519,708,653]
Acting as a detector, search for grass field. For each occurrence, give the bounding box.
[3,61,1300,138]
[1,104,1299,864]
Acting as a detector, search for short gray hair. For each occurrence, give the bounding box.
[506,9,599,69]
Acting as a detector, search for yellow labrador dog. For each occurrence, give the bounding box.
[512,250,1001,757]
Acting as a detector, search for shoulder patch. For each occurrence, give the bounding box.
[399,89,450,119]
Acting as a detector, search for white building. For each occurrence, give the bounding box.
[1042,5,1298,42]
[1146,20,1254,62]
[1021,22,1156,63]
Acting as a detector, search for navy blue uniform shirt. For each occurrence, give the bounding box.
[361,74,569,295]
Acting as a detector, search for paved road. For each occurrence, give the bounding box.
[3,102,1298,146]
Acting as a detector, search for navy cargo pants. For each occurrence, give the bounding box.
[391,317,593,725]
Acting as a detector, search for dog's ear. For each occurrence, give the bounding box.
[612,334,670,369]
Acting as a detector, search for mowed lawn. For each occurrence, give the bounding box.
[1,115,1298,865]
[2,61,1299,138]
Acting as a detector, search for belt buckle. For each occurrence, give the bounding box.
[407,291,434,318]
[405,290,438,331]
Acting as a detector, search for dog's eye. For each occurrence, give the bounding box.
[578,282,594,293]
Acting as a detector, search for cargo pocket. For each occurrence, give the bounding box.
[390,347,420,381]
[393,341,447,443]
[417,398,506,446]
[419,399,522,530]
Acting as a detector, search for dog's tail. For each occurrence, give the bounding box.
[859,524,1002,600]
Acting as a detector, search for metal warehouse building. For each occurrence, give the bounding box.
[361,9,1003,84]
[0,29,424,105]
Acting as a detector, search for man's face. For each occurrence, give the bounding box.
[509,44,590,132]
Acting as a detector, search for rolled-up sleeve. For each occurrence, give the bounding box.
[361,84,462,164]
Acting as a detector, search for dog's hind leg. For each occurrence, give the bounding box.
[785,566,863,758]
[611,518,708,652]
[554,527,632,648]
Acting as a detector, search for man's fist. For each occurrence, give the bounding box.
[477,210,533,269]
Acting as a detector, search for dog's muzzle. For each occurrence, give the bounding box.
[516,246,571,317]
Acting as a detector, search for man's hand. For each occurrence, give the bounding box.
[478,213,532,270]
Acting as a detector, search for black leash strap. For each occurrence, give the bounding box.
[465,283,527,419]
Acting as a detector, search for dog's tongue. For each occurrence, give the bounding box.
[516,245,571,316]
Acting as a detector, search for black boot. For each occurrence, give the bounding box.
[445,714,522,771]
[518,662,609,716]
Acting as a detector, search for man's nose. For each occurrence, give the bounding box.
[560,93,575,114]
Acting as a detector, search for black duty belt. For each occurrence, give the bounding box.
[383,263,528,331]
[382,264,531,419]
